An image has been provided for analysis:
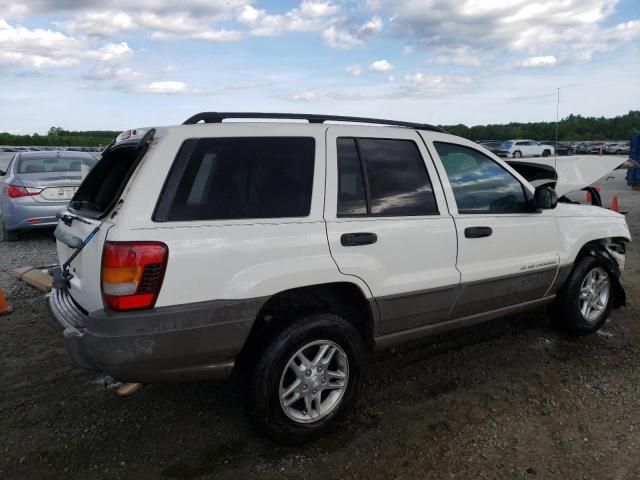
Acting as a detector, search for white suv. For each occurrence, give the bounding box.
[498,139,555,158]
[48,112,630,444]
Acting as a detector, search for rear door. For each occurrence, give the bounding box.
[422,134,559,318]
[324,127,460,335]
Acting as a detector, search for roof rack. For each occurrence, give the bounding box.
[182,112,447,133]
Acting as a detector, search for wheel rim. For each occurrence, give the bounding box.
[578,267,610,323]
[279,340,349,424]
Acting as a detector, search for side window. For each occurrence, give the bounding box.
[337,138,367,216]
[336,137,438,217]
[433,142,530,214]
[165,137,315,221]
[516,141,527,146]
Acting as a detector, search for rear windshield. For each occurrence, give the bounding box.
[18,155,97,174]
[69,142,145,218]
[500,141,513,149]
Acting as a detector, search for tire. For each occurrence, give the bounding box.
[550,256,614,335]
[513,150,522,158]
[542,149,551,157]
[0,222,18,242]
[247,312,364,445]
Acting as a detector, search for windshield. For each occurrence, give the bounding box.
[501,141,513,149]
[17,155,97,174]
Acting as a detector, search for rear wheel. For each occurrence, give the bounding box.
[513,150,522,158]
[542,149,551,157]
[247,312,364,445]
[0,222,18,242]
[550,257,613,335]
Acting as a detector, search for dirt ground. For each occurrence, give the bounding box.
[1,171,639,480]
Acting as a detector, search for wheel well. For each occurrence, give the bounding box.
[237,283,374,370]
[572,238,628,307]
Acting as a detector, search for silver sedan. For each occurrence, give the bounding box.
[0,151,97,241]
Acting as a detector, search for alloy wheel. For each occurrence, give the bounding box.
[578,267,610,323]
[279,340,349,424]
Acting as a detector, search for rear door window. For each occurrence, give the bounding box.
[160,137,315,221]
[337,137,438,217]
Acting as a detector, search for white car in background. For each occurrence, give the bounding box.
[498,139,554,158]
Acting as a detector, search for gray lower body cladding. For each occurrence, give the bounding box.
[47,264,579,383]
[47,288,266,383]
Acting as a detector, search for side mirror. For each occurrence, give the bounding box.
[534,186,558,210]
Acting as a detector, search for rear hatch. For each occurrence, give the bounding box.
[54,129,155,312]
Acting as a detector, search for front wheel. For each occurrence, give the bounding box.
[550,257,614,335]
[247,313,364,445]
[513,150,522,158]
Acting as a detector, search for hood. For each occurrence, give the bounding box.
[506,155,637,197]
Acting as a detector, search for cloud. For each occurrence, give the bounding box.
[434,46,487,66]
[369,59,393,72]
[290,71,473,101]
[60,11,135,37]
[83,65,142,82]
[345,64,363,76]
[403,72,473,95]
[0,18,132,68]
[238,1,340,37]
[136,81,190,94]
[518,55,558,68]
[323,16,382,48]
[384,0,640,64]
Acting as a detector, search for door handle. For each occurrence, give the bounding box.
[464,226,493,239]
[341,232,378,247]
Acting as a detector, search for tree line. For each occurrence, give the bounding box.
[0,127,121,147]
[1,110,639,146]
[444,110,640,142]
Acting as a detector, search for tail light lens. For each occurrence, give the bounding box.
[101,241,168,311]
[7,185,42,198]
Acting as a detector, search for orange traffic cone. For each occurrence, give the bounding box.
[0,287,12,315]
[586,186,601,204]
[610,196,620,212]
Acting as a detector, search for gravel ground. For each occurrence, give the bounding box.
[1,171,639,480]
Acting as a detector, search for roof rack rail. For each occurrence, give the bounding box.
[182,112,447,133]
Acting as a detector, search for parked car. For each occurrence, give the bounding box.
[553,142,575,156]
[47,113,630,444]
[476,140,503,155]
[0,151,97,241]
[585,142,607,154]
[497,139,554,158]
[606,143,630,155]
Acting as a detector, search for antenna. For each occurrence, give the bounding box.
[555,87,560,183]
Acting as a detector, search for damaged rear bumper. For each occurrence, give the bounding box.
[46,288,264,383]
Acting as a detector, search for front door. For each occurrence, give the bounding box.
[422,136,559,318]
[324,126,460,335]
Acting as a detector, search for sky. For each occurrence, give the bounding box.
[0,0,639,134]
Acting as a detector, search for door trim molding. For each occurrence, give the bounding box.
[373,295,556,350]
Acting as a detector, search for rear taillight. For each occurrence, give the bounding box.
[7,185,42,198]
[101,241,168,311]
